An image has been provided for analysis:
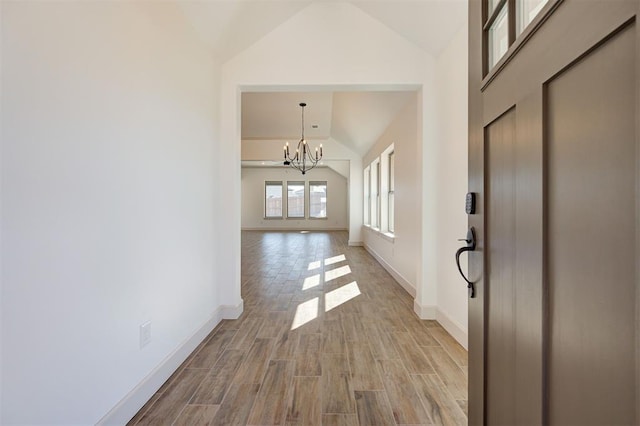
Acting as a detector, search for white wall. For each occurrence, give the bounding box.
[363,96,420,296]
[241,167,348,230]
[1,2,223,424]
[434,24,469,347]
[219,2,437,318]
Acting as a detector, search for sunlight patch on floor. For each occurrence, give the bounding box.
[324,254,346,266]
[291,297,319,330]
[307,260,321,271]
[324,265,351,283]
[302,274,320,290]
[325,281,361,312]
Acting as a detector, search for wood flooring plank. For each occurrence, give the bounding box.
[172,404,219,426]
[273,293,293,311]
[187,329,237,369]
[428,326,468,367]
[377,308,408,332]
[354,391,396,425]
[295,333,322,376]
[247,360,295,425]
[134,369,207,426]
[256,311,288,339]
[227,317,263,351]
[341,313,367,342]
[389,331,435,374]
[210,383,260,426]
[422,346,467,400]
[364,324,401,360]
[190,349,245,405]
[323,319,346,354]
[376,359,432,425]
[232,338,275,384]
[272,329,300,360]
[321,414,359,426]
[346,340,384,390]
[322,353,355,414]
[286,376,321,426]
[412,374,467,426]
[405,319,440,347]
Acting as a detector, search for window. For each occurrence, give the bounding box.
[370,160,379,228]
[388,151,395,233]
[485,0,550,73]
[517,0,549,34]
[287,181,305,218]
[364,167,370,225]
[488,4,509,69]
[309,181,327,219]
[364,144,394,235]
[264,181,283,218]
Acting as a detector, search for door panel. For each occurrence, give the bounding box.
[468,0,640,424]
[485,108,517,426]
[546,23,637,425]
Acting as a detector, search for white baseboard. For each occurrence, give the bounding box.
[96,308,224,426]
[413,300,436,319]
[435,308,468,350]
[348,240,363,247]
[220,299,243,319]
[364,244,415,297]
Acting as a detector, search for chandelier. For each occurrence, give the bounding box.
[283,102,323,175]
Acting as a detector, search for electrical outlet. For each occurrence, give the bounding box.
[140,321,151,348]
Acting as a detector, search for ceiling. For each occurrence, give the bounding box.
[176,0,467,158]
[177,0,468,62]
[241,91,416,156]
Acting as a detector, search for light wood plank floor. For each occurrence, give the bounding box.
[129,231,468,425]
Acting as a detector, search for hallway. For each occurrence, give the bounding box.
[129,231,468,425]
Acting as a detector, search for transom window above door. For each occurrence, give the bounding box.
[485,0,551,73]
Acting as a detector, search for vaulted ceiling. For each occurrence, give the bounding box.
[176,0,467,158]
[241,91,416,156]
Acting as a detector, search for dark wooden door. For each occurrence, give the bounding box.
[468,0,640,424]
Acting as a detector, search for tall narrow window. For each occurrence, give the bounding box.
[287,181,305,218]
[371,160,379,228]
[309,181,327,219]
[388,151,395,233]
[265,181,283,218]
[364,167,371,225]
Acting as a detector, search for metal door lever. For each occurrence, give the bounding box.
[455,227,476,298]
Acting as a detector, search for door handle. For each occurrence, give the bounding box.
[455,227,476,298]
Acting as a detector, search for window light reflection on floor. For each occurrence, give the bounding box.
[324,254,346,266]
[324,265,351,282]
[307,260,321,271]
[291,297,319,330]
[325,281,361,312]
[302,274,320,290]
